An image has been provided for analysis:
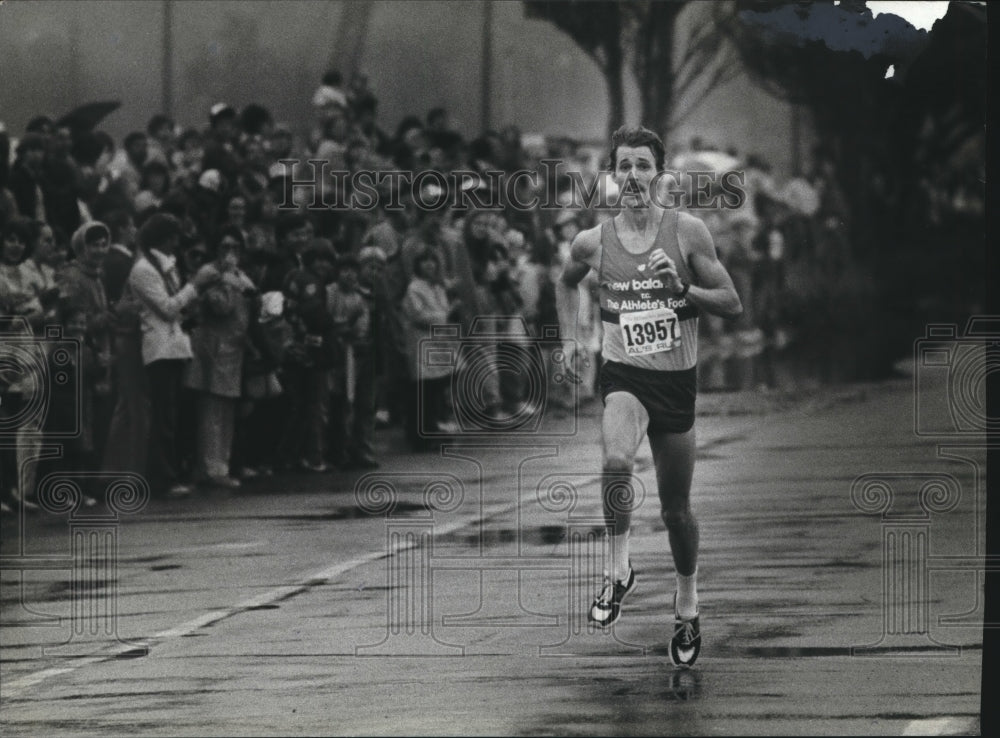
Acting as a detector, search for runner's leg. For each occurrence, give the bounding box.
[648,427,699,615]
[601,391,649,579]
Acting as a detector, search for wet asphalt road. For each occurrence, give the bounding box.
[0,373,985,735]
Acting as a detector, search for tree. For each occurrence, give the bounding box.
[627,1,741,134]
[523,0,739,139]
[723,0,986,342]
[523,1,626,138]
[724,3,983,237]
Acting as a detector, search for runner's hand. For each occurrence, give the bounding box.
[560,344,589,386]
[648,248,684,294]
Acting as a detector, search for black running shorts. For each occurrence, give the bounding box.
[599,360,697,434]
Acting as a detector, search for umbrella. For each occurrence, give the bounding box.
[776,177,821,217]
[672,150,742,174]
[57,101,122,134]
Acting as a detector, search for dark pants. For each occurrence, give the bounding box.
[145,359,186,491]
[103,332,150,476]
[278,364,328,467]
[327,386,350,466]
[234,396,285,471]
[406,376,448,451]
[350,345,378,462]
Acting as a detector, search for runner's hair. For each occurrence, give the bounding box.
[609,126,665,172]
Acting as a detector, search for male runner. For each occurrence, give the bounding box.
[557,126,742,667]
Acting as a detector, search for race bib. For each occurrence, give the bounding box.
[619,307,680,357]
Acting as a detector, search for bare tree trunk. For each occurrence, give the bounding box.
[634,2,684,139]
[605,41,625,138]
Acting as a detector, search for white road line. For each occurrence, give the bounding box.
[1,495,551,698]
[901,717,978,735]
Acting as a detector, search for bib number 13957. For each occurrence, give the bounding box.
[619,307,679,357]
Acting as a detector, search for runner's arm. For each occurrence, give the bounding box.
[556,227,599,342]
[678,213,743,320]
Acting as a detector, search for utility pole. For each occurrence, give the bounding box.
[791,103,801,176]
[68,5,81,108]
[481,0,493,134]
[162,0,174,117]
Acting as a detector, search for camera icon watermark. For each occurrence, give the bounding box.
[914,316,1000,437]
[353,462,649,658]
[1,471,149,657]
[418,317,578,437]
[0,320,81,439]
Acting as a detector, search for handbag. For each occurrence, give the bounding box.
[244,370,282,400]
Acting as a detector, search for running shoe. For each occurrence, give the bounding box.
[206,476,241,490]
[588,566,636,627]
[669,594,701,668]
[300,458,329,473]
[167,483,194,497]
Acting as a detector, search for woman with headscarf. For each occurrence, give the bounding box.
[59,221,115,462]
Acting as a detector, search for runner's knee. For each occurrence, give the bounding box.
[661,507,694,531]
[603,455,633,475]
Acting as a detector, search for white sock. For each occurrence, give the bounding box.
[676,569,698,619]
[610,530,630,581]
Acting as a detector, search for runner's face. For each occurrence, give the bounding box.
[614,145,658,208]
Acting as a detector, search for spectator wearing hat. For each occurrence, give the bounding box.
[128,213,221,496]
[325,253,369,468]
[184,226,256,489]
[310,70,349,153]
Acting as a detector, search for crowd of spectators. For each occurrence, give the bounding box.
[1,70,596,511]
[2,68,850,512]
